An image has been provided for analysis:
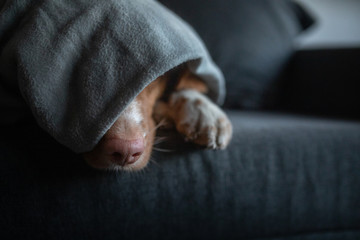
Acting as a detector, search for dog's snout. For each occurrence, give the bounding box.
[106,138,145,166]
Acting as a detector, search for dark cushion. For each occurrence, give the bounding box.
[278,48,360,119]
[159,0,314,109]
[1,111,359,240]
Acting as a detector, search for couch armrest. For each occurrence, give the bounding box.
[278,48,360,118]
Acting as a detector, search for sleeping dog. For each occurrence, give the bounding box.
[0,0,229,171]
[83,67,232,171]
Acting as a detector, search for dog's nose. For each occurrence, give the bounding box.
[105,138,145,166]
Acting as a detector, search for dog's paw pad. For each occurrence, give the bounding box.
[170,90,232,149]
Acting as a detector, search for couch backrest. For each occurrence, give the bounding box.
[159,0,314,109]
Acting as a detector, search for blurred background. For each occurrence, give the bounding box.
[160,0,360,118]
[295,0,360,49]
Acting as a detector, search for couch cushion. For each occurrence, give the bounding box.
[159,0,314,109]
[1,111,359,239]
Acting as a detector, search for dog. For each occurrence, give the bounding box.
[83,66,232,171]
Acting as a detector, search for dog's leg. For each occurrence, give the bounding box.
[154,70,232,149]
[169,89,232,149]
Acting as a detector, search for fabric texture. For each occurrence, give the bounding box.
[0,0,224,153]
[159,0,314,109]
[1,111,359,240]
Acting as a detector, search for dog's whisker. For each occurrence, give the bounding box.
[145,118,168,136]
[155,118,168,128]
[154,136,169,145]
[149,159,160,168]
[153,147,174,153]
[154,136,168,140]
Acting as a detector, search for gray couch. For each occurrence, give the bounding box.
[1,0,359,239]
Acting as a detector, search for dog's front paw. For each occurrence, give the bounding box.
[169,90,232,149]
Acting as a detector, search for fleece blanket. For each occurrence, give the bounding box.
[0,0,225,153]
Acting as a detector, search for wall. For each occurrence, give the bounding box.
[294,0,360,49]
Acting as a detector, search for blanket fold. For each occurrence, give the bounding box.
[0,0,224,152]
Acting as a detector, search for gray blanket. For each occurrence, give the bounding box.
[0,0,224,152]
